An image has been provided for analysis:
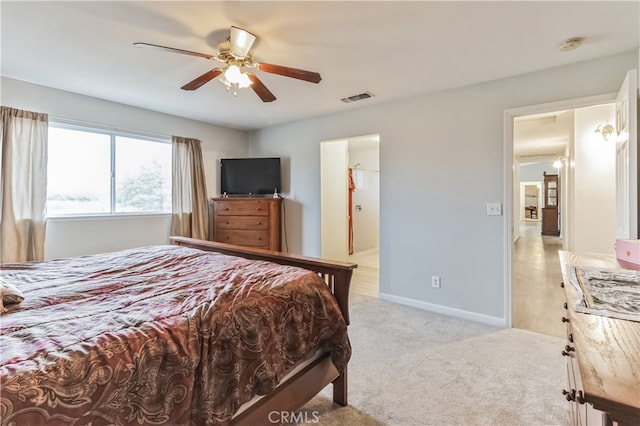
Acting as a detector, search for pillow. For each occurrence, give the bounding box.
[0,276,24,313]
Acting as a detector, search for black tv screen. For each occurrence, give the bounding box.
[220,157,281,196]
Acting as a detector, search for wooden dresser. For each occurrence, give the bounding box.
[211,197,281,251]
[559,251,640,426]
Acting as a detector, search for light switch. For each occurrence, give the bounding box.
[487,202,502,216]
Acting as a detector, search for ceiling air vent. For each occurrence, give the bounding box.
[341,92,374,103]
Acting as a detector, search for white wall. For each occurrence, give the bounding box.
[45,215,172,259]
[1,77,249,259]
[248,50,638,324]
[349,146,379,252]
[570,103,617,253]
[320,139,348,261]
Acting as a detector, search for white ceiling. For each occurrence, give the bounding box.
[1,1,638,131]
[514,110,573,163]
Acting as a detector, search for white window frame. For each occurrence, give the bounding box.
[47,120,172,218]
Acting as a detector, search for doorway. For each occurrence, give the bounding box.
[520,182,541,222]
[504,93,619,333]
[320,134,380,297]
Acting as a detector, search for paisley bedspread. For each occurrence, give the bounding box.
[0,245,350,425]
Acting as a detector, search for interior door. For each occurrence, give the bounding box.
[615,69,638,239]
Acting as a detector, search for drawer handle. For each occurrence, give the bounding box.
[256,237,262,240]
[560,282,565,288]
[226,222,230,225]
[563,302,568,309]
[562,389,576,401]
[562,390,586,404]
[256,208,262,211]
[562,345,575,356]
[256,222,262,225]
[224,207,229,211]
[568,333,573,343]
[561,317,570,323]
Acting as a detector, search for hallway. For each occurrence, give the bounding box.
[513,221,566,338]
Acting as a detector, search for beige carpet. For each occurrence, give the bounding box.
[293,295,569,426]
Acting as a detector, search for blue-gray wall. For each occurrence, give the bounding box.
[248,50,638,325]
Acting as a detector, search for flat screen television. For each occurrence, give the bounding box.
[220,157,281,196]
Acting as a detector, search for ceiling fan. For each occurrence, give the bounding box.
[134,26,322,102]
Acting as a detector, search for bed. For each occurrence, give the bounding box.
[0,236,356,425]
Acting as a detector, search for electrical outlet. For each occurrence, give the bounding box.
[431,275,441,288]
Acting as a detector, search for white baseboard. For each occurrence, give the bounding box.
[378,292,506,327]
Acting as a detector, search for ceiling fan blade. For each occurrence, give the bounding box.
[247,73,276,102]
[229,26,256,58]
[134,42,214,60]
[255,63,321,84]
[181,68,224,91]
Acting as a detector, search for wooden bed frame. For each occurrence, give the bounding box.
[170,237,357,425]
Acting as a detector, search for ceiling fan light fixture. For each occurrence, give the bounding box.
[224,64,242,84]
[137,25,320,103]
[238,73,252,88]
[230,26,256,58]
[218,75,232,88]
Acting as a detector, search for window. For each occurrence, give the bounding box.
[47,123,171,216]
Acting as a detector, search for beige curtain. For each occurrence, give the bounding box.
[171,136,209,240]
[0,107,48,263]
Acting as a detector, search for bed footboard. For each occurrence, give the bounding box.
[170,237,356,324]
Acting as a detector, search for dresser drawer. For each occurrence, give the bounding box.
[215,200,270,216]
[216,216,269,230]
[215,230,271,248]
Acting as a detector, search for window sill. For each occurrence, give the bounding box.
[47,213,171,222]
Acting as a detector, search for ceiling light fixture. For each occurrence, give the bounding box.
[559,37,583,52]
[238,73,252,89]
[224,64,242,83]
[222,64,253,96]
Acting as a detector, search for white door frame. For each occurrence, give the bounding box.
[503,93,616,327]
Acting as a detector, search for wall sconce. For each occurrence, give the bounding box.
[594,124,614,141]
[553,156,566,169]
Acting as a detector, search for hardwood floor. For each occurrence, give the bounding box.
[514,221,566,338]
